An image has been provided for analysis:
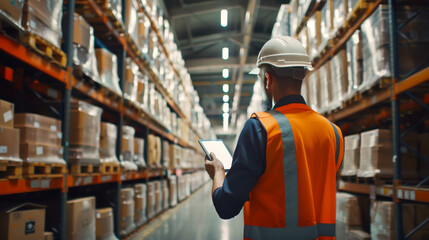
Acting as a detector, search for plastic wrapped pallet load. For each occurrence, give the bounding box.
[22,0,63,48]
[162,140,170,169]
[71,13,100,82]
[345,30,362,101]
[124,0,139,46]
[68,101,102,170]
[133,137,146,169]
[154,180,163,214]
[147,182,156,219]
[307,11,321,60]
[318,62,332,114]
[329,50,347,110]
[336,192,362,239]
[100,122,119,165]
[169,175,178,207]
[332,0,346,32]
[147,134,162,168]
[120,126,138,171]
[0,0,23,25]
[371,201,415,240]
[134,184,147,226]
[306,70,320,112]
[95,48,122,96]
[318,0,333,54]
[341,134,360,176]
[162,180,169,210]
[96,208,118,240]
[124,58,139,102]
[120,188,136,236]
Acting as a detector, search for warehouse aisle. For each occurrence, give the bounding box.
[134,182,244,240]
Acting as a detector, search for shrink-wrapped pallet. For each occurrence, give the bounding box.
[0,0,23,25]
[307,11,321,60]
[134,184,147,226]
[297,26,309,55]
[120,188,135,236]
[22,0,63,48]
[371,201,415,240]
[100,122,119,164]
[133,137,146,168]
[95,48,122,95]
[345,30,362,100]
[341,134,360,176]
[319,62,331,113]
[121,126,138,171]
[154,180,163,214]
[168,175,178,207]
[319,0,333,53]
[96,208,118,240]
[124,58,139,102]
[71,13,100,82]
[138,13,150,56]
[162,180,169,210]
[336,193,362,240]
[271,4,290,37]
[124,0,138,46]
[307,71,320,112]
[332,0,346,32]
[147,134,161,168]
[147,182,156,219]
[68,101,102,165]
[162,140,170,169]
[329,50,347,109]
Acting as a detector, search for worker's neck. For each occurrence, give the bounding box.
[273,91,300,103]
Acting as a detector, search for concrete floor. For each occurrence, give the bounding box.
[133,182,244,240]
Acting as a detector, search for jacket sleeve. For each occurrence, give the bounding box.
[212,118,267,219]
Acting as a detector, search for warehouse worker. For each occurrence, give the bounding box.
[205,36,344,240]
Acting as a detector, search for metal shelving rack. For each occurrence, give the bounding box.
[292,0,429,239]
[0,0,207,239]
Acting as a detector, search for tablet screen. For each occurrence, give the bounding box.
[199,140,233,170]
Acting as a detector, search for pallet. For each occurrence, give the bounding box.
[100,161,120,174]
[357,176,391,185]
[70,163,101,175]
[23,162,67,178]
[341,175,358,183]
[22,33,67,67]
[0,160,22,179]
[344,0,370,29]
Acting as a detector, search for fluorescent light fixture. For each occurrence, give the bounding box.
[223,112,229,131]
[223,103,229,113]
[222,68,229,79]
[222,47,229,60]
[223,94,229,102]
[221,9,228,27]
[222,84,229,93]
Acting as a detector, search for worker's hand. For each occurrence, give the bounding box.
[205,153,225,180]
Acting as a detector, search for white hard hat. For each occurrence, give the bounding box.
[249,36,313,75]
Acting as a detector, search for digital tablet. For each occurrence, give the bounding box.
[199,139,233,170]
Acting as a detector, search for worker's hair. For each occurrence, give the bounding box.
[260,64,307,81]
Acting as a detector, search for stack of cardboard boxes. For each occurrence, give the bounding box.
[133,137,146,169]
[99,122,119,165]
[147,134,162,168]
[95,48,122,96]
[121,126,138,171]
[168,175,178,207]
[67,197,96,240]
[0,0,23,26]
[15,113,65,167]
[341,134,360,177]
[96,207,118,240]
[124,58,139,102]
[162,140,170,169]
[336,193,363,239]
[134,184,147,226]
[68,101,102,168]
[154,180,163,214]
[147,181,156,219]
[162,179,169,210]
[0,99,21,165]
[120,188,135,236]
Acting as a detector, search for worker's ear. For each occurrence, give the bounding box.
[265,72,271,90]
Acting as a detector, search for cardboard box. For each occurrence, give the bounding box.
[147,134,161,168]
[22,6,62,48]
[70,110,100,130]
[341,134,360,176]
[15,113,61,133]
[69,128,99,147]
[0,203,46,240]
[0,0,23,25]
[169,176,178,207]
[0,127,20,160]
[95,48,122,95]
[44,232,53,240]
[96,208,118,240]
[121,126,135,162]
[163,186,169,210]
[134,184,147,226]
[72,13,91,50]
[18,126,60,146]
[100,122,118,162]
[67,197,96,240]
[120,188,135,236]
[20,143,63,163]
[0,99,14,128]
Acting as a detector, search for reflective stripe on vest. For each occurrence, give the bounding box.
[244,110,335,240]
[330,122,340,165]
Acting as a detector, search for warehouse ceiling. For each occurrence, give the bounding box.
[162,0,286,132]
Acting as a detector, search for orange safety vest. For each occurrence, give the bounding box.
[243,103,344,240]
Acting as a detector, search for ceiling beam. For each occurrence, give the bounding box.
[199,92,252,98]
[231,0,260,124]
[193,79,255,86]
[185,56,257,74]
[169,0,245,19]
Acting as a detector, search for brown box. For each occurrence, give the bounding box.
[70,111,100,130]
[134,184,147,226]
[15,113,60,132]
[73,13,91,50]
[0,0,23,25]
[0,203,46,240]
[101,122,117,138]
[120,188,135,236]
[148,134,161,168]
[20,143,62,162]
[67,197,96,240]
[69,128,99,147]
[96,208,118,240]
[44,232,53,240]
[0,99,14,128]
[23,0,62,31]
[0,127,20,160]
[21,10,61,48]
[18,127,60,146]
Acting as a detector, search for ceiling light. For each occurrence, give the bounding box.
[222,47,229,60]
[223,103,229,113]
[222,68,229,79]
[221,9,228,27]
[223,95,229,102]
[222,84,229,93]
[223,112,229,132]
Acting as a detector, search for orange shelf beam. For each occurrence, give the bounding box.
[395,66,429,95]
[338,181,394,198]
[0,177,64,196]
[0,35,67,83]
[67,174,120,188]
[398,187,429,203]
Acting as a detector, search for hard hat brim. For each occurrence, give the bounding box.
[249,68,260,75]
